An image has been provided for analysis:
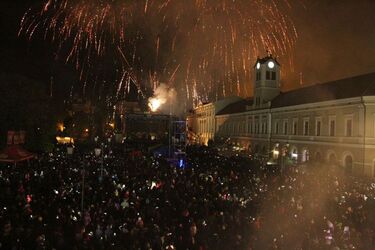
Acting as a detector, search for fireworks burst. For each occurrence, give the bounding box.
[20,0,298,107]
[148,98,162,112]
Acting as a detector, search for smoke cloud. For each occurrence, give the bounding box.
[148,83,178,115]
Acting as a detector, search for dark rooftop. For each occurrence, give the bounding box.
[216,99,254,115]
[271,72,375,108]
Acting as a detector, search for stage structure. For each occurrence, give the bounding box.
[170,120,187,168]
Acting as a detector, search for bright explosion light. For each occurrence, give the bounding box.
[149,98,162,112]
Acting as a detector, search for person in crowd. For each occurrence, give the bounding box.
[1,144,375,249]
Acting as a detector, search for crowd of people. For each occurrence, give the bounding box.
[1,144,375,249]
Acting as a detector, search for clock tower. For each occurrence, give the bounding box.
[253,55,281,108]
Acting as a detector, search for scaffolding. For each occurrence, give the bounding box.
[170,120,187,167]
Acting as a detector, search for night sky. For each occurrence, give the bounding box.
[1,0,375,100]
[290,0,375,89]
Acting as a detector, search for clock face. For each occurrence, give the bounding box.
[268,61,275,69]
[256,62,260,69]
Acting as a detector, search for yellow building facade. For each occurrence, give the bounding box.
[189,55,375,177]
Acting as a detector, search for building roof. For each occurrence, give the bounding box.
[271,72,375,108]
[216,99,254,115]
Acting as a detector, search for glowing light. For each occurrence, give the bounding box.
[268,61,275,69]
[85,128,89,133]
[256,62,261,69]
[148,98,162,112]
[273,149,280,158]
[57,123,64,132]
[56,136,74,144]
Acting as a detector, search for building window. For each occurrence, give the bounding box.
[275,122,279,134]
[266,71,271,80]
[256,97,261,106]
[329,118,336,136]
[283,121,288,135]
[256,71,261,81]
[303,120,309,136]
[316,119,321,136]
[265,122,268,134]
[272,72,276,80]
[258,122,261,134]
[346,118,352,137]
[293,119,298,135]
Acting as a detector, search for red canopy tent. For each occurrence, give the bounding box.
[0,131,34,165]
[0,145,34,164]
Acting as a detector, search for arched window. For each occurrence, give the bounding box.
[344,155,353,173]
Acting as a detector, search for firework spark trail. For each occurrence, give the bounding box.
[20,0,298,107]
